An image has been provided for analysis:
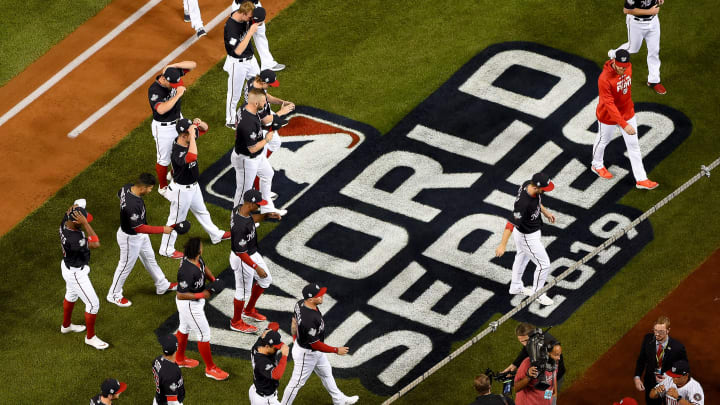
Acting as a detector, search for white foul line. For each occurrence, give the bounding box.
[68,5,233,139]
[0,0,162,129]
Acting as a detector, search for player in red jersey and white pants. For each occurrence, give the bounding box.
[591,49,658,190]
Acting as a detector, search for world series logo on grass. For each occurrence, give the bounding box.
[157,42,691,394]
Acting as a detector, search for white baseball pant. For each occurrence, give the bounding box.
[107,228,172,300]
[176,297,211,342]
[230,0,279,70]
[159,182,225,256]
[151,119,181,166]
[592,116,648,181]
[183,0,203,30]
[249,385,280,405]
[509,229,551,293]
[614,15,661,83]
[266,130,282,152]
[230,251,272,301]
[280,344,347,405]
[230,149,278,212]
[61,262,100,314]
[224,56,261,126]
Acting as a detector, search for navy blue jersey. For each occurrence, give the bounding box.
[234,108,265,157]
[177,257,206,294]
[152,355,185,404]
[170,140,199,185]
[230,208,258,256]
[59,221,90,268]
[293,299,326,350]
[224,15,254,59]
[509,180,543,234]
[148,78,182,122]
[118,184,147,235]
[251,339,281,395]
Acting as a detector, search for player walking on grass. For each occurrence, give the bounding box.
[107,173,177,308]
[59,199,108,350]
[249,323,290,404]
[280,283,359,405]
[495,173,556,306]
[152,334,185,405]
[591,49,659,190]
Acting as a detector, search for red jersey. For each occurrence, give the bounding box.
[596,60,634,128]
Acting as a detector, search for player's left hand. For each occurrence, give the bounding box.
[495,244,506,257]
[667,388,679,398]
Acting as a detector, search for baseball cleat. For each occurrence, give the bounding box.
[591,166,614,179]
[162,251,184,259]
[60,323,86,334]
[196,28,207,38]
[205,366,230,381]
[536,294,554,306]
[636,179,659,190]
[607,49,616,59]
[521,287,536,297]
[242,309,267,322]
[230,320,259,334]
[255,222,260,228]
[221,231,231,240]
[342,395,360,405]
[262,208,287,216]
[168,282,178,291]
[225,123,237,130]
[269,63,286,72]
[85,335,109,350]
[107,296,132,307]
[183,13,190,22]
[508,287,527,295]
[176,358,200,368]
[270,192,279,201]
[647,82,667,95]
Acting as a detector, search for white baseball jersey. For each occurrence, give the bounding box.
[655,376,705,405]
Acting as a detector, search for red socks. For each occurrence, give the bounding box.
[84,312,96,339]
[155,163,169,189]
[245,284,265,313]
[62,299,75,328]
[252,149,274,190]
[198,341,215,370]
[232,299,245,324]
[175,331,189,362]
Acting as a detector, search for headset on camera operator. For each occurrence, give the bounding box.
[502,323,565,388]
[514,329,562,405]
[469,374,515,405]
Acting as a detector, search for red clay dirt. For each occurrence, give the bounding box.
[0,0,293,236]
[561,249,720,404]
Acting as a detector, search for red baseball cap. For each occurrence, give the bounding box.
[613,398,637,405]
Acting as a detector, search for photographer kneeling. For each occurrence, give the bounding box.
[514,341,562,405]
[470,374,515,405]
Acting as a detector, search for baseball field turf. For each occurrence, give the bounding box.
[1,0,719,403]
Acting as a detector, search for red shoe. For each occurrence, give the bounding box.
[636,179,659,190]
[242,309,267,322]
[176,358,199,368]
[221,231,231,240]
[168,251,184,259]
[647,82,667,95]
[591,166,614,179]
[230,320,258,334]
[107,296,132,307]
[205,366,229,381]
[168,282,178,291]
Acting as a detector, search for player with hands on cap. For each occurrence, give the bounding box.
[231,0,285,71]
[249,322,290,404]
[152,334,186,405]
[90,378,127,405]
[59,199,108,350]
[280,283,359,405]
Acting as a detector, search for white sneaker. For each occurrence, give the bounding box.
[509,287,528,295]
[270,63,286,71]
[265,208,287,216]
[607,49,616,59]
[60,323,86,334]
[270,192,279,201]
[521,287,536,297]
[342,396,359,405]
[107,296,132,307]
[536,293,554,306]
[85,335,109,350]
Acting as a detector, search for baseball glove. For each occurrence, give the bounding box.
[172,220,191,235]
[207,279,226,295]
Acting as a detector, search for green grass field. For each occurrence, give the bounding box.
[2,0,720,403]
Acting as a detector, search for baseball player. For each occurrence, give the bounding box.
[650,360,705,405]
[231,0,285,71]
[174,237,229,381]
[106,173,178,307]
[609,0,666,95]
[249,323,290,404]
[59,200,108,350]
[229,189,281,333]
[182,0,206,37]
[495,172,557,306]
[280,283,359,405]
[159,118,231,259]
[90,378,127,405]
[223,2,263,129]
[148,61,197,193]
[152,334,185,405]
[232,87,286,215]
[592,50,659,190]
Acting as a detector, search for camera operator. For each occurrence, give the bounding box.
[470,374,515,405]
[514,342,562,405]
[502,323,565,388]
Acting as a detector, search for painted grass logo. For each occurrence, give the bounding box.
[157,42,691,394]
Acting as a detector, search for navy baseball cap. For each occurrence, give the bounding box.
[666,360,690,378]
[252,7,266,23]
[176,118,193,134]
[101,378,127,396]
[531,172,555,192]
[302,283,327,299]
[614,49,631,68]
[243,189,268,206]
[159,334,178,355]
[260,330,284,349]
[163,67,185,88]
[259,70,279,87]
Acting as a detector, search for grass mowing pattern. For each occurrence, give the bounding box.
[1,0,720,403]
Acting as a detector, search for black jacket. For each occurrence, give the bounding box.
[634,333,687,384]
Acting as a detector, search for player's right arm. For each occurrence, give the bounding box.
[71,208,101,248]
[246,131,273,154]
[154,86,186,115]
[233,24,259,56]
[290,317,298,339]
[164,61,197,72]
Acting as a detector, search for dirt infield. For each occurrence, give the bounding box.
[0,0,292,236]
[561,249,720,404]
